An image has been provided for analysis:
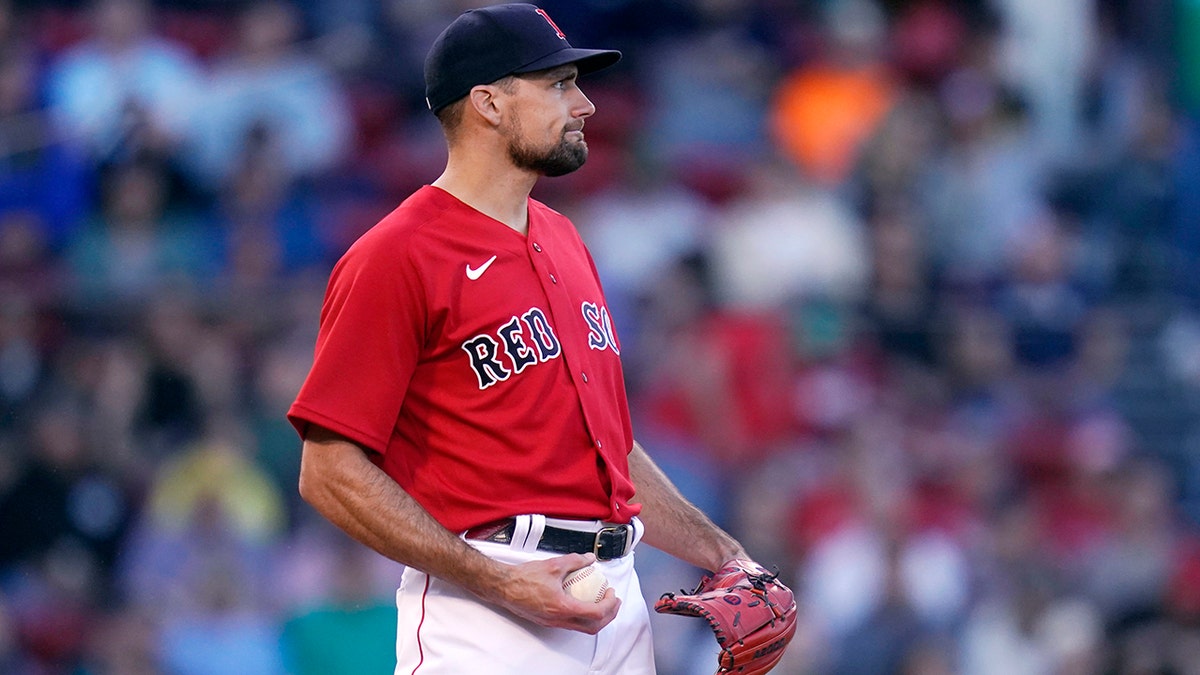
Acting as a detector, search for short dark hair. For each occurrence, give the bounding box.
[434,98,467,138]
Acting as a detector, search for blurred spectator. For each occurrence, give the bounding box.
[847,90,944,222]
[0,43,90,250]
[0,397,133,591]
[62,155,218,314]
[0,212,64,315]
[44,0,204,165]
[207,125,329,289]
[859,197,939,367]
[769,0,897,186]
[577,153,709,299]
[709,158,870,309]
[1082,7,1161,162]
[640,3,777,172]
[1083,458,1178,625]
[279,530,397,675]
[991,0,1097,159]
[306,0,450,112]
[1095,94,1174,293]
[119,425,285,613]
[921,60,1044,287]
[156,566,287,675]
[960,589,1105,675]
[118,426,288,675]
[185,0,351,190]
[888,0,969,89]
[0,396,135,672]
[793,417,971,667]
[635,250,801,466]
[995,208,1093,374]
[131,295,214,455]
[958,503,1057,675]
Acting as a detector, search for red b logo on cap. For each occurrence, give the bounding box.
[535,8,566,40]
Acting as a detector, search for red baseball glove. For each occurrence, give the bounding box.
[655,559,798,675]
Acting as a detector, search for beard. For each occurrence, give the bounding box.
[505,122,588,177]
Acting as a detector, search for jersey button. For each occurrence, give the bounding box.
[581,372,588,383]
[532,242,542,252]
[549,273,557,284]
[595,439,603,449]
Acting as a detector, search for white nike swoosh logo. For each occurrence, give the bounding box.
[465,255,498,280]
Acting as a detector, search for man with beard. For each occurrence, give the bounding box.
[288,5,761,673]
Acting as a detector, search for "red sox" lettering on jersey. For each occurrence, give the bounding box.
[461,302,619,390]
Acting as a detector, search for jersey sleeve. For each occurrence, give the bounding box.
[288,232,426,454]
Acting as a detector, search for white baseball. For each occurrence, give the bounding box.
[562,564,609,603]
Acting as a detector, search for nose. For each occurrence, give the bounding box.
[572,87,596,119]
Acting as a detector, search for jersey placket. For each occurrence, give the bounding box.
[526,233,609,455]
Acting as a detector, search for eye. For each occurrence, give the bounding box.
[552,73,578,91]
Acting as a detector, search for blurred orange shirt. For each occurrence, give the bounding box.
[769,62,896,185]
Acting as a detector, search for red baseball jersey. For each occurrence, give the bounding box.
[288,186,640,533]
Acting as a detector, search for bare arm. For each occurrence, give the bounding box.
[298,424,618,633]
[628,440,747,572]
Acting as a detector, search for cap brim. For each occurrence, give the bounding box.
[513,48,622,77]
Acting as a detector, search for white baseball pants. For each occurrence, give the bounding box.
[393,515,656,675]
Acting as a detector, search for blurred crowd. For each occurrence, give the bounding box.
[0,0,1198,673]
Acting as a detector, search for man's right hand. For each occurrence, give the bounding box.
[298,429,620,634]
[489,553,620,634]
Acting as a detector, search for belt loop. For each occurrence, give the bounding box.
[629,516,643,553]
[511,515,531,552]
[515,514,545,553]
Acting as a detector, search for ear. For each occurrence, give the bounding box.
[467,85,504,127]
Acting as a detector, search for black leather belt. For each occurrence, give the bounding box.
[465,518,633,561]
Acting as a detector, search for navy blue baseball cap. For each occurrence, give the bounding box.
[424,3,622,113]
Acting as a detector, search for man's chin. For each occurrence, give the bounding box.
[510,140,588,177]
[542,148,588,177]
[542,160,586,177]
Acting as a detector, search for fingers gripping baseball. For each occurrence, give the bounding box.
[496,553,620,634]
[563,562,610,603]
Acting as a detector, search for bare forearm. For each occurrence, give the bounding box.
[298,428,510,601]
[297,426,619,634]
[628,440,746,572]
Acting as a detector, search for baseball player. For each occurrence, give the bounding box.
[289,5,794,674]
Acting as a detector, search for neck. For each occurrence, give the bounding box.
[432,152,539,235]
